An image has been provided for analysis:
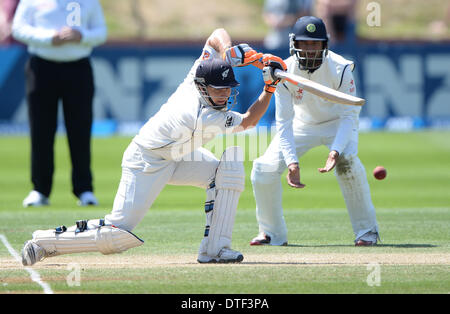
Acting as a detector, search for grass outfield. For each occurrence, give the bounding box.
[0,131,449,295]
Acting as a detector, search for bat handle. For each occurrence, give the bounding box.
[251,61,285,78]
[273,68,284,78]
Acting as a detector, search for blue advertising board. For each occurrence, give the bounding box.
[1,41,449,135]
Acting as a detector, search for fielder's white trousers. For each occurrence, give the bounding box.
[251,121,379,244]
[105,142,219,231]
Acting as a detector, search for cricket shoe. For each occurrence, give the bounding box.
[77,191,98,206]
[23,190,49,207]
[197,248,244,264]
[22,240,47,266]
[250,232,288,246]
[355,232,379,246]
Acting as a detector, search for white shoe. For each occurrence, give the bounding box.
[77,191,98,206]
[23,191,49,207]
[22,240,47,266]
[197,248,244,264]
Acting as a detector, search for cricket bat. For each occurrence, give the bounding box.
[252,61,365,106]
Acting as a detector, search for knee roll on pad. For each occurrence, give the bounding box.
[215,146,245,192]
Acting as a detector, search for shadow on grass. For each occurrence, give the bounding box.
[374,244,438,248]
[285,244,438,248]
[243,261,349,265]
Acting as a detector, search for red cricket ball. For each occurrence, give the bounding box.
[373,166,387,180]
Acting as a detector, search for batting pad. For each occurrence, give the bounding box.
[206,146,245,257]
[335,156,379,240]
[31,224,144,257]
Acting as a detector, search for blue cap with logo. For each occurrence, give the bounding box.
[291,16,328,42]
[195,58,240,89]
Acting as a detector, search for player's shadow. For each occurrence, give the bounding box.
[285,244,354,248]
[244,261,350,265]
[285,243,438,248]
[372,244,438,248]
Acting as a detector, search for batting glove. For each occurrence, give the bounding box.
[262,54,287,93]
[223,44,263,67]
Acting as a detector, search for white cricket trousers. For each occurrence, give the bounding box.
[251,122,379,245]
[105,142,219,231]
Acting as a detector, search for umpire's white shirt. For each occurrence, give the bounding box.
[12,0,107,61]
[275,51,360,166]
[133,45,244,161]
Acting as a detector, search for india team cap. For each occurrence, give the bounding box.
[291,16,328,41]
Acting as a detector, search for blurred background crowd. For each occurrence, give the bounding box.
[1,0,449,47]
[1,0,449,133]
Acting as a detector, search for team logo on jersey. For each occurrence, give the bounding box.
[295,87,304,100]
[306,24,316,33]
[222,69,230,80]
[225,115,234,128]
[349,79,355,93]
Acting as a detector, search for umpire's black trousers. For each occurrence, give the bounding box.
[25,55,94,198]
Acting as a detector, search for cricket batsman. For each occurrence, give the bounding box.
[250,16,380,247]
[21,28,287,265]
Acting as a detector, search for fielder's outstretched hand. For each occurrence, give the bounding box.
[223,44,263,67]
[318,150,339,173]
[286,163,305,188]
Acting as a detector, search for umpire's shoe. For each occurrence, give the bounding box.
[77,191,98,206]
[197,248,244,264]
[23,191,49,207]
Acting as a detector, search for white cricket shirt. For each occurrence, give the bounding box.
[275,50,361,166]
[133,45,244,161]
[12,0,107,62]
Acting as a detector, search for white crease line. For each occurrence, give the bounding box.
[0,234,53,294]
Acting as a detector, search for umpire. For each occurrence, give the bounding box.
[12,0,107,207]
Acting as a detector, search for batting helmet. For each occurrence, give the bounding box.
[194,58,240,110]
[289,16,329,71]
